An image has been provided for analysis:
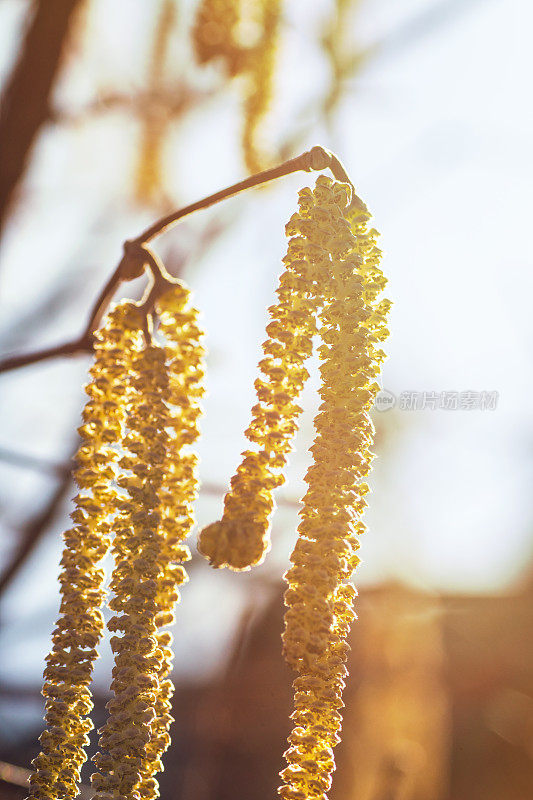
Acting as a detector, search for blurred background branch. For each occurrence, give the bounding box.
[0,0,84,237]
[0,443,74,596]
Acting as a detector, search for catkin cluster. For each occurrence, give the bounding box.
[28,306,141,800]
[198,174,389,800]
[27,285,205,800]
[92,289,204,800]
[279,179,389,800]
[27,161,388,800]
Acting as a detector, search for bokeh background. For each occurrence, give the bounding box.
[1,1,532,799]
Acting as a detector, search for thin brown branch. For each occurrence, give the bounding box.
[80,258,127,339]
[133,145,333,243]
[0,337,91,374]
[50,86,216,127]
[0,446,68,478]
[0,0,83,236]
[0,256,127,374]
[0,146,348,374]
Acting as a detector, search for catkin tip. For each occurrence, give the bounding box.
[197,519,270,571]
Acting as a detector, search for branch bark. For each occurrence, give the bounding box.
[0,0,83,236]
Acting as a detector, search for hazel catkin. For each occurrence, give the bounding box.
[91,287,205,800]
[27,303,143,800]
[278,175,390,800]
[197,186,325,571]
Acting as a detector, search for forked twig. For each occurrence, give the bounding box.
[0,146,354,374]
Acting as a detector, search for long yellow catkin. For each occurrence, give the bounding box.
[138,287,205,798]
[279,176,389,800]
[91,287,204,800]
[197,190,323,571]
[27,304,143,800]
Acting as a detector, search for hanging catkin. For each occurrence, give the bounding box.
[91,287,204,800]
[137,287,205,799]
[197,188,323,571]
[27,303,143,800]
[279,176,389,800]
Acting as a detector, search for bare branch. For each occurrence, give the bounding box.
[0,337,91,374]
[49,86,216,127]
[0,0,84,235]
[0,446,68,478]
[132,146,335,243]
[0,146,349,374]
